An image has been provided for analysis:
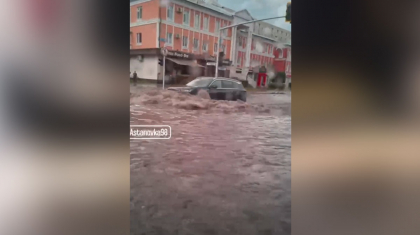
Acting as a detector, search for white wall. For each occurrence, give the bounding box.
[130,55,159,80]
[253,21,291,43]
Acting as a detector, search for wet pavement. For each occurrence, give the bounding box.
[130,85,291,235]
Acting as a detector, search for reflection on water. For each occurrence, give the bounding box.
[130,87,291,235]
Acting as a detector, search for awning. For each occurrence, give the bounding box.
[166,58,204,67]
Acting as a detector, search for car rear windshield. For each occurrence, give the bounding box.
[234,82,244,89]
[221,80,234,88]
[221,80,244,89]
[186,78,213,87]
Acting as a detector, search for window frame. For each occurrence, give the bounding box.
[222,21,228,36]
[214,43,218,53]
[182,36,189,48]
[166,32,173,46]
[183,9,190,25]
[137,6,142,20]
[203,16,209,31]
[136,33,142,45]
[193,38,199,51]
[194,13,200,29]
[202,41,208,52]
[167,5,174,21]
[215,20,220,33]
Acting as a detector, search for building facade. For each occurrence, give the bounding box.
[228,9,291,82]
[273,45,292,87]
[130,0,236,80]
[130,0,291,82]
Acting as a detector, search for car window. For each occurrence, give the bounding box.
[221,80,235,88]
[210,80,222,88]
[186,78,213,87]
[233,82,244,89]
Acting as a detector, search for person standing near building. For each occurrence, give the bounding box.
[132,71,138,86]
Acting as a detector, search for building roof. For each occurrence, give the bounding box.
[234,9,255,20]
[186,0,234,16]
[252,33,277,42]
[257,20,291,33]
[221,6,235,13]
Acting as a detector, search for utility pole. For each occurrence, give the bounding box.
[214,16,286,79]
[161,48,168,89]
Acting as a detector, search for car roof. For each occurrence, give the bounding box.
[195,77,242,84]
[213,78,242,84]
[195,77,214,80]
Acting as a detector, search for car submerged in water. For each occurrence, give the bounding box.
[168,77,247,102]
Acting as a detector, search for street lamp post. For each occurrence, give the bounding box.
[214,16,286,79]
[214,29,222,78]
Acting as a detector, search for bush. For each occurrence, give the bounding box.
[241,80,249,88]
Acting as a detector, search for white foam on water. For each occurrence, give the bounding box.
[130,89,271,114]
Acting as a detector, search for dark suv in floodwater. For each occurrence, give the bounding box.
[168,77,247,102]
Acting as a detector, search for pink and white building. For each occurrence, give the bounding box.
[130,0,291,82]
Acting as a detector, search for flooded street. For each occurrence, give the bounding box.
[130,85,291,235]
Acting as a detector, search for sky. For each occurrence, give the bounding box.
[217,0,291,31]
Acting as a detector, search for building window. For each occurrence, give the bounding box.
[136,33,142,45]
[203,17,209,31]
[167,5,174,21]
[183,10,190,25]
[278,48,283,58]
[215,20,220,33]
[166,32,173,45]
[193,38,199,50]
[137,7,142,20]
[237,55,241,65]
[222,21,228,36]
[238,36,242,46]
[194,13,200,29]
[182,36,188,48]
[202,42,208,52]
[221,44,226,53]
[214,43,218,53]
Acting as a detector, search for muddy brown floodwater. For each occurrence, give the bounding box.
[130,86,291,235]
